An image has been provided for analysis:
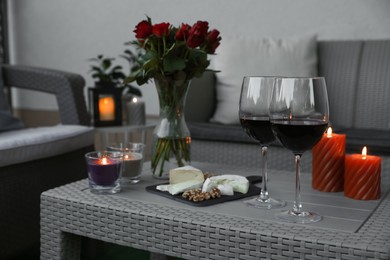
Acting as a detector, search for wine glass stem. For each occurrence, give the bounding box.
[258,146,269,201]
[293,154,303,214]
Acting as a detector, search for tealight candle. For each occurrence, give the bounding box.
[122,152,143,183]
[85,151,122,194]
[312,127,346,192]
[107,142,146,185]
[344,146,381,200]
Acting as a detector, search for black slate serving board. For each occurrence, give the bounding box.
[145,175,262,207]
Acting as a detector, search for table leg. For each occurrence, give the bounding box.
[41,196,81,260]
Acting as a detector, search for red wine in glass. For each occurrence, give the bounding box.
[271,119,328,155]
[239,76,286,209]
[270,77,329,224]
[240,117,275,145]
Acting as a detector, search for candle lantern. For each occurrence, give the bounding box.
[88,86,123,127]
[312,127,346,192]
[344,146,381,200]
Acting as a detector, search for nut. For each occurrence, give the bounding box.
[182,188,221,202]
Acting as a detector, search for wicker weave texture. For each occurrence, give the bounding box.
[41,168,390,260]
[1,64,90,125]
[355,40,390,129]
[318,41,363,129]
[191,140,313,173]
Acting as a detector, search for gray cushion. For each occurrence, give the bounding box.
[354,40,390,130]
[189,122,390,156]
[0,68,24,132]
[185,71,216,123]
[0,124,94,167]
[340,128,390,155]
[318,41,363,130]
[188,122,255,144]
[188,122,280,148]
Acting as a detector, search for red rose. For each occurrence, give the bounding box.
[152,22,170,38]
[133,20,153,39]
[175,23,191,41]
[187,21,209,48]
[205,29,221,54]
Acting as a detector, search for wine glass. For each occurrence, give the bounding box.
[269,77,329,223]
[239,76,286,209]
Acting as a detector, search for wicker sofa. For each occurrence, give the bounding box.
[0,65,95,259]
[185,39,390,173]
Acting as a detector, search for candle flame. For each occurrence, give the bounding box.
[102,157,108,165]
[132,97,138,103]
[362,146,367,159]
[327,127,333,138]
[98,96,115,121]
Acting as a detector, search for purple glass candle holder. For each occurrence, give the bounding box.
[85,151,122,194]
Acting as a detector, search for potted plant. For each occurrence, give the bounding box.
[88,54,143,126]
[88,54,142,97]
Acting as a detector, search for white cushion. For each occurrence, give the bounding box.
[210,35,318,125]
[0,124,94,167]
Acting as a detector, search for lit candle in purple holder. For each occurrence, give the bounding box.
[85,151,122,194]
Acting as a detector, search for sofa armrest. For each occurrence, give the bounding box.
[1,64,90,126]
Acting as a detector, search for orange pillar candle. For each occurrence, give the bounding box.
[98,96,115,121]
[344,147,381,200]
[312,127,346,192]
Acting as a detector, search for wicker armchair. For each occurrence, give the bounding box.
[0,64,95,259]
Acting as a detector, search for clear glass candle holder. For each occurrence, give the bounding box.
[107,143,146,185]
[85,151,122,194]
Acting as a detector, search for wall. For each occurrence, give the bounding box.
[8,0,390,116]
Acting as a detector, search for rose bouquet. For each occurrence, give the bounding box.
[125,17,221,177]
[125,17,221,85]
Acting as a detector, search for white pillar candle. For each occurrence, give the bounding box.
[126,97,145,125]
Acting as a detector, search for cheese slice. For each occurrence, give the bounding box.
[169,166,204,184]
[202,175,249,194]
[166,180,203,195]
[217,184,234,196]
[156,184,169,192]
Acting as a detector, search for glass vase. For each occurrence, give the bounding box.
[151,74,191,178]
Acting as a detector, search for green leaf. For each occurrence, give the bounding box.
[102,59,112,70]
[143,57,159,70]
[90,66,103,73]
[189,49,207,60]
[136,77,148,86]
[163,56,186,72]
[111,65,123,71]
[111,72,126,79]
[126,85,142,97]
[124,76,136,84]
[91,72,101,79]
[165,42,177,55]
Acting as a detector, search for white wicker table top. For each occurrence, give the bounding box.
[40,162,390,259]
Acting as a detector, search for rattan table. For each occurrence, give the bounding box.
[40,162,390,259]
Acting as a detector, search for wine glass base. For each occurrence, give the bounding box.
[244,197,286,209]
[276,209,322,224]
